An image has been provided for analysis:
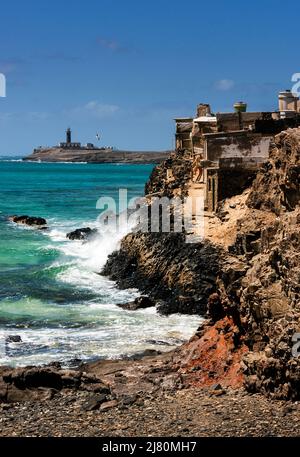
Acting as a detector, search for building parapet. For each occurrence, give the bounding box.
[173,91,300,212]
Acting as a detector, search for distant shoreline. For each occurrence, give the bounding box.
[22,147,171,164]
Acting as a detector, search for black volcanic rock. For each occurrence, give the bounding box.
[0,364,111,403]
[66,227,98,241]
[9,215,47,228]
[6,335,22,343]
[102,232,221,315]
[117,296,155,310]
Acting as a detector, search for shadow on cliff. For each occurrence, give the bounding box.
[102,231,223,315]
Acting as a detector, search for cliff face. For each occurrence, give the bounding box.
[103,128,300,399]
[102,232,221,315]
[247,131,300,213]
[145,149,193,196]
[231,130,300,398]
[210,129,300,398]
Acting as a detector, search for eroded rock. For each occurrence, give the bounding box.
[9,215,47,228]
[0,365,111,403]
[117,296,154,310]
[66,227,98,240]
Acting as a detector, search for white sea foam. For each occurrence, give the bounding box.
[0,308,201,366]
[1,215,201,366]
[46,215,135,290]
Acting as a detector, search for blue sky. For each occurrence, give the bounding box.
[0,0,299,155]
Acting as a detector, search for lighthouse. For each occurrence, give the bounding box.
[66,127,72,144]
[59,128,81,149]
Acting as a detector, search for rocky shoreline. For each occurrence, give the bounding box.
[1,348,300,437]
[1,128,299,436]
[102,128,300,400]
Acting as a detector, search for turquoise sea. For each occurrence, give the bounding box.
[0,159,199,366]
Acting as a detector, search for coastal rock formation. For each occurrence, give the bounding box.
[66,227,98,241]
[210,129,300,399]
[103,232,221,315]
[6,335,22,343]
[103,127,300,399]
[9,215,47,229]
[145,149,192,197]
[246,131,300,214]
[0,364,111,404]
[117,296,155,311]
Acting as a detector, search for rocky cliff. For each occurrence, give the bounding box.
[232,129,300,399]
[103,232,221,315]
[103,128,300,399]
[145,149,193,196]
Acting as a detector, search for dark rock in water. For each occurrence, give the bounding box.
[66,227,98,241]
[6,335,22,343]
[117,295,154,311]
[67,358,83,368]
[156,300,174,315]
[9,215,47,228]
[47,361,62,369]
[144,339,174,346]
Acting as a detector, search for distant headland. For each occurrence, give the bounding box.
[22,128,171,164]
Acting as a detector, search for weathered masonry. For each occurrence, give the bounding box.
[174,91,300,212]
[203,132,271,211]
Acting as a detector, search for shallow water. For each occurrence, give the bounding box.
[0,159,200,366]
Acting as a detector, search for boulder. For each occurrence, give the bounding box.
[66,227,98,241]
[3,367,63,390]
[0,364,111,403]
[117,296,154,311]
[9,215,47,228]
[6,335,22,343]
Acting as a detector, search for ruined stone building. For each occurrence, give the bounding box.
[174,90,300,212]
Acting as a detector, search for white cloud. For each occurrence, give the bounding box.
[85,101,119,116]
[214,79,235,91]
[66,101,120,119]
